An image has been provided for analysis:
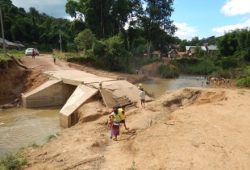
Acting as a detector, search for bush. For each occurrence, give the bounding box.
[157,64,179,78]
[237,77,250,87]
[221,57,238,69]
[242,48,250,62]
[213,69,236,79]
[94,36,131,72]
[74,29,96,51]
[47,134,57,142]
[190,59,217,75]
[237,67,250,87]
[93,40,106,57]
[172,58,217,75]
[0,153,27,170]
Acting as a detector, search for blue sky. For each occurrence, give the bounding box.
[12,0,250,40]
[173,0,250,39]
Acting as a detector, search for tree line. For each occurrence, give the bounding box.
[0,0,176,53]
[0,0,84,51]
[1,0,177,71]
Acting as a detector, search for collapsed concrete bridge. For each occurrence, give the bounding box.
[22,70,150,128]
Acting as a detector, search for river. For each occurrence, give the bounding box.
[0,75,205,158]
[140,75,206,98]
[0,107,60,158]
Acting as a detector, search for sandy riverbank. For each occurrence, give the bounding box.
[21,87,250,170]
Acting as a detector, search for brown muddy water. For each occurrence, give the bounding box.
[140,75,206,98]
[0,107,60,158]
[0,75,205,158]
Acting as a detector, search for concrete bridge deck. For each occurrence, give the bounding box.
[22,69,150,127]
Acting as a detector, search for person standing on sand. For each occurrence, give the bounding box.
[53,55,56,64]
[118,107,129,130]
[139,88,146,108]
[32,49,35,59]
[109,107,121,141]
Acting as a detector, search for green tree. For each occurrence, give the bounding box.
[66,0,133,38]
[140,0,176,55]
[74,29,96,51]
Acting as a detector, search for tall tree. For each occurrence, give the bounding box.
[140,0,176,55]
[66,0,132,38]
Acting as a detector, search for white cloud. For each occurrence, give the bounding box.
[212,19,250,36]
[12,0,69,18]
[174,22,198,40]
[221,0,250,16]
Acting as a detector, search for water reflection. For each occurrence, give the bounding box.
[0,107,60,158]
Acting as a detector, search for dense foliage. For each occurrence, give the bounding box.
[64,0,176,71]
[157,64,179,78]
[171,58,218,75]
[2,0,250,88]
[0,0,176,72]
[0,0,84,51]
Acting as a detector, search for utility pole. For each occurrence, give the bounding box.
[59,30,62,53]
[0,8,6,56]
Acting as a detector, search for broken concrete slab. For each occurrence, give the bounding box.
[60,84,98,127]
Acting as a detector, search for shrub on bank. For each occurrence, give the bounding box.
[0,153,27,170]
[157,64,179,78]
[93,36,131,72]
[237,77,250,87]
[221,57,238,69]
[212,69,237,79]
[172,58,217,75]
[237,67,250,87]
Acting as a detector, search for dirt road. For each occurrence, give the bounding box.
[21,54,71,71]
[21,54,146,84]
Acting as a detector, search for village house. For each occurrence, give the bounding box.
[152,50,161,58]
[168,49,178,59]
[186,45,218,56]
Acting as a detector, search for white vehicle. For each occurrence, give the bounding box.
[25,48,39,56]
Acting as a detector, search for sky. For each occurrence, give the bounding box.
[12,0,250,40]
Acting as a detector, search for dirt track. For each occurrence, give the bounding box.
[21,54,70,71]
[21,54,146,84]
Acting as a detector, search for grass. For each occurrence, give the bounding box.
[0,49,24,61]
[53,49,82,60]
[157,64,179,78]
[0,153,27,170]
[127,161,136,170]
[236,66,250,87]
[46,134,57,142]
[28,142,39,148]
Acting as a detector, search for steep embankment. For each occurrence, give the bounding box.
[22,88,250,170]
[0,60,48,105]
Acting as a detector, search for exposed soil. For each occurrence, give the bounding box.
[0,60,49,105]
[21,87,250,170]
